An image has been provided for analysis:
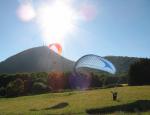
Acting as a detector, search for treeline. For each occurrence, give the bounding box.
[0,58,149,98]
[128,58,150,85]
[0,72,127,97]
[0,72,49,97]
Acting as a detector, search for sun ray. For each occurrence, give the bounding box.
[36,0,78,45]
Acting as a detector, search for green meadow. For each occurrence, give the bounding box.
[0,86,150,115]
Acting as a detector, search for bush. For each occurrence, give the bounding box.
[91,74,103,88]
[6,79,24,97]
[129,58,150,85]
[0,74,16,88]
[103,76,119,86]
[0,87,6,96]
[32,82,48,94]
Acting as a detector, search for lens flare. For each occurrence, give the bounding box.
[17,2,36,22]
[80,4,97,21]
[69,72,91,90]
[48,72,66,92]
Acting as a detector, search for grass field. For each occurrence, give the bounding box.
[0,86,150,115]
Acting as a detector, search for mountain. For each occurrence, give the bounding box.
[105,56,140,74]
[0,46,74,73]
[0,46,142,74]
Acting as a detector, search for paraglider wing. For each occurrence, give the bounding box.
[48,43,62,55]
[74,54,116,74]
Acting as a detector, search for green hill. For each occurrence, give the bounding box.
[0,46,74,73]
[0,86,149,115]
[105,56,140,74]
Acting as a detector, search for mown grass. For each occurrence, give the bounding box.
[0,86,149,115]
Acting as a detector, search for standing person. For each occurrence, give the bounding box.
[111,91,118,101]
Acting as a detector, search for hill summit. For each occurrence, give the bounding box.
[0,46,74,73]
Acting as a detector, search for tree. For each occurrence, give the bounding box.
[0,87,6,96]
[91,73,103,88]
[6,78,24,97]
[32,82,48,94]
[128,58,150,85]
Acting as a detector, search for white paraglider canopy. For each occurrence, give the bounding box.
[74,54,116,74]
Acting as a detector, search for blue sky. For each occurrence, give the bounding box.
[0,0,150,62]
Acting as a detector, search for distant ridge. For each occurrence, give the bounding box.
[105,56,140,74]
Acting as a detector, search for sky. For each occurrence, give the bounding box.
[0,0,150,62]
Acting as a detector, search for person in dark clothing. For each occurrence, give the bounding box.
[111,91,118,101]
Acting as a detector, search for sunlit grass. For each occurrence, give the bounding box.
[0,86,149,115]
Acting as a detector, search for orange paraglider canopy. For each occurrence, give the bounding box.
[48,43,62,55]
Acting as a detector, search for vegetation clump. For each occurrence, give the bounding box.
[129,58,150,85]
[6,78,24,97]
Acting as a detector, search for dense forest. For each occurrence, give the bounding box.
[0,72,127,97]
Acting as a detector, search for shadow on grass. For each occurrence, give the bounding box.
[44,102,69,110]
[86,100,150,115]
[29,102,84,114]
[30,102,69,112]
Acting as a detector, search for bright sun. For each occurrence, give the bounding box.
[17,0,78,45]
[36,1,78,45]
[17,0,96,47]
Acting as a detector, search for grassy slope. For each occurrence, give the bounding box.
[0,86,150,115]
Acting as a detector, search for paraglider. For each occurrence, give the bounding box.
[69,54,116,90]
[48,43,62,55]
[74,54,116,74]
[74,54,118,101]
[47,43,64,72]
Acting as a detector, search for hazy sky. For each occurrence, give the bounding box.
[0,0,150,62]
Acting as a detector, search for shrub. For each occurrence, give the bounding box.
[91,74,103,88]
[103,76,119,86]
[6,78,24,97]
[0,87,6,96]
[32,82,48,94]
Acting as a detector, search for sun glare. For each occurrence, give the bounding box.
[36,1,78,45]
[17,0,97,47]
[17,2,36,22]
